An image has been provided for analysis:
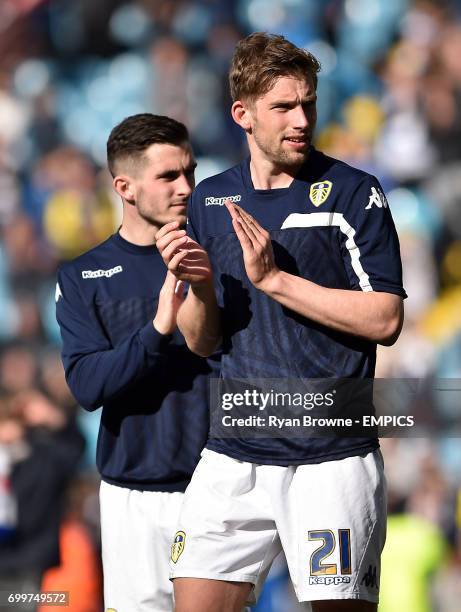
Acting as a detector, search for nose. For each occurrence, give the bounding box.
[291,105,310,130]
[176,173,193,197]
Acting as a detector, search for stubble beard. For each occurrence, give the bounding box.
[252,123,310,170]
[136,200,161,227]
[137,193,186,229]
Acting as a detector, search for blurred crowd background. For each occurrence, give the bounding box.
[1,0,461,610]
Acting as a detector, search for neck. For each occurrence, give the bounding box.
[119,207,158,246]
[248,142,302,190]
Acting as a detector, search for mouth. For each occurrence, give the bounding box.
[284,136,310,150]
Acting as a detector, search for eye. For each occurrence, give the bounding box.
[158,172,179,182]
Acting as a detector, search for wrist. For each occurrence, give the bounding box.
[190,278,215,299]
[153,317,174,336]
[255,269,283,295]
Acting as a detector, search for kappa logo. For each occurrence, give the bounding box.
[360,564,379,589]
[309,576,351,586]
[365,186,388,210]
[205,194,241,206]
[82,265,123,279]
[171,530,186,563]
[309,181,333,207]
[55,282,62,303]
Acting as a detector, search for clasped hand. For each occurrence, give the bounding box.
[155,222,213,286]
[225,200,279,292]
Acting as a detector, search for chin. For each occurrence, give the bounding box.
[169,211,187,228]
[278,151,308,168]
[293,149,309,160]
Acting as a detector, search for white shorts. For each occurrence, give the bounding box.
[170,449,386,605]
[100,481,184,612]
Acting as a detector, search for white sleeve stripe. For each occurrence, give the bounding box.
[280,212,373,292]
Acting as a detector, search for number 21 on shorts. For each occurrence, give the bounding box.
[308,529,351,576]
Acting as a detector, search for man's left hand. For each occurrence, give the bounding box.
[225,201,279,291]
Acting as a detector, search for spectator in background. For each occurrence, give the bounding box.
[0,398,21,547]
[39,477,102,612]
[379,492,447,612]
[0,390,84,612]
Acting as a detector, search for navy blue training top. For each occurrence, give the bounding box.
[188,148,406,465]
[56,232,213,491]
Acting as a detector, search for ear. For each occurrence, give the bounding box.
[113,175,136,204]
[231,100,253,132]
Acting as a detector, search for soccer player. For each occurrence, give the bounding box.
[55,114,214,612]
[156,34,406,611]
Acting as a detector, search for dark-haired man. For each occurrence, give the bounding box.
[56,114,214,612]
[157,34,406,612]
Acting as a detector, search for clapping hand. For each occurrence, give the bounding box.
[155,222,213,286]
[225,201,279,291]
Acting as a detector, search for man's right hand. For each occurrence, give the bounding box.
[155,222,213,286]
[156,223,221,356]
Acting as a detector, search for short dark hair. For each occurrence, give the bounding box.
[107,113,189,177]
[229,32,321,103]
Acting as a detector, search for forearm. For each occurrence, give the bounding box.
[177,282,221,357]
[262,271,403,345]
[63,321,171,410]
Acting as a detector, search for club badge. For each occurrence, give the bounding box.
[309,181,333,207]
[171,530,186,563]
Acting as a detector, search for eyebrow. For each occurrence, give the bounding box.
[156,161,197,179]
[270,95,317,107]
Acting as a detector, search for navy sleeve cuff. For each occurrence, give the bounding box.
[138,321,172,354]
[370,284,408,299]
